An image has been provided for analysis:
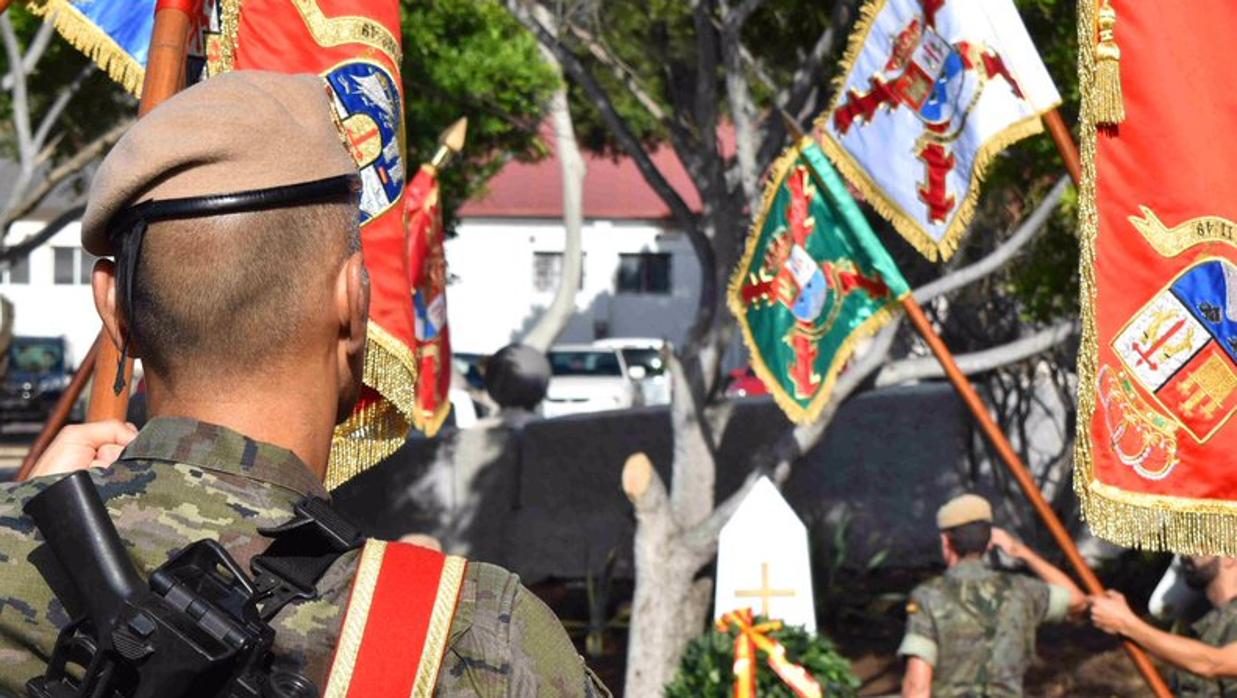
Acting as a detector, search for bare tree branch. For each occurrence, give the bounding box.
[915,175,1070,304]
[0,201,85,265]
[0,15,55,92]
[2,14,35,173]
[562,24,671,125]
[719,1,760,207]
[754,0,855,168]
[725,0,765,31]
[32,64,95,155]
[875,320,1078,387]
[518,4,587,352]
[1,118,132,235]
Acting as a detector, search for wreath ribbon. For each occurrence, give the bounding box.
[715,609,824,698]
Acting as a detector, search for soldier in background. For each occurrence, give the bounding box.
[0,71,607,697]
[899,494,1086,697]
[1091,556,1237,696]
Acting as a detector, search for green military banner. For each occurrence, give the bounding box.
[728,137,909,423]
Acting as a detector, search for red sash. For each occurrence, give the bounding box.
[324,540,467,697]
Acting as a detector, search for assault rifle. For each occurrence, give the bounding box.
[23,471,319,698]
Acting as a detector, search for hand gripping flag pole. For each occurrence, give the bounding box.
[901,299,1170,697]
[17,0,200,481]
[772,114,1170,697]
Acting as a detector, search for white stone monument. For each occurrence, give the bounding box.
[714,476,816,632]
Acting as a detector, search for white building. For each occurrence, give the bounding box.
[0,137,705,365]
[0,217,99,369]
[448,138,703,355]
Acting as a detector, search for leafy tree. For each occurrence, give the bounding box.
[401,0,557,229]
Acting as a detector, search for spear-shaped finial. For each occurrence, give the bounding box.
[429,116,468,171]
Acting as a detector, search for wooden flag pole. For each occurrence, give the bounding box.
[86,0,194,422]
[1042,109,1082,185]
[901,296,1172,698]
[17,2,198,480]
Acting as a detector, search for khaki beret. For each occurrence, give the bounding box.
[936,493,993,530]
[81,70,356,256]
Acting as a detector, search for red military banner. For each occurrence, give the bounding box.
[205,0,418,487]
[1076,0,1237,554]
[404,164,451,436]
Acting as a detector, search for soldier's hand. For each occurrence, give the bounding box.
[987,527,1024,558]
[1089,590,1135,636]
[29,420,139,478]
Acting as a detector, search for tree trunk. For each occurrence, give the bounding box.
[621,453,713,696]
[512,3,586,353]
[521,83,585,350]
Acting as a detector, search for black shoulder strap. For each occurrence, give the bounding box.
[250,497,365,621]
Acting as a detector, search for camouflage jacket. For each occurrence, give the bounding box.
[1173,598,1237,697]
[0,417,608,697]
[897,558,1071,697]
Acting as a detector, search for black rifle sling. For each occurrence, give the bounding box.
[250,497,365,621]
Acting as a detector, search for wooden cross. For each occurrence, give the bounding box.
[735,561,797,617]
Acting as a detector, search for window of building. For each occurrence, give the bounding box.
[53,247,75,285]
[616,252,671,294]
[533,252,584,292]
[53,247,95,286]
[1,255,30,285]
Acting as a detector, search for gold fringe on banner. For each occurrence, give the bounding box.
[1073,0,1237,557]
[1092,0,1125,126]
[324,323,419,489]
[326,398,412,490]
[28,0,144,97]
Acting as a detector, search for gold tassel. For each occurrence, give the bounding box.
[1093,0,1125,125]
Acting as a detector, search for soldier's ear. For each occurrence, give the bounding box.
[337,252,369,355]
[92,259,125,353]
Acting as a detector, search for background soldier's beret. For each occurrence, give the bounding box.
[81,70,356,256]
[936,493,993,530]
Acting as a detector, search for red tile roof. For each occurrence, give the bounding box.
[459,128,713,220]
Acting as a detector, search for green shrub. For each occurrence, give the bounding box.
[665,619,861,697]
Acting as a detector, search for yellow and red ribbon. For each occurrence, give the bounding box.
[716,609,823,698]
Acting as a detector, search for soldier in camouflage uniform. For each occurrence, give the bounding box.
[0,71,608,697]
[1092,556,1237,696]
[898,494,1085,697]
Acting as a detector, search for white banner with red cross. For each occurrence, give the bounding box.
[817,0,1060,261]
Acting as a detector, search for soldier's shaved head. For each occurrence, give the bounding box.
[124,200,361,383]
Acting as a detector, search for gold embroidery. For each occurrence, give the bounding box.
[213,0,241,76]
[323,540,386,698]
[1130,206,1237,257]
[1097,365,1179,480]
[291,0,401,67]
[1178,355,1237,421]
[410,556,467,698]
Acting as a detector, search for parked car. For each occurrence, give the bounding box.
[592,337,671,405]
[1,336,71,422]
[541,345,638,417]
[723,364,769,398]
